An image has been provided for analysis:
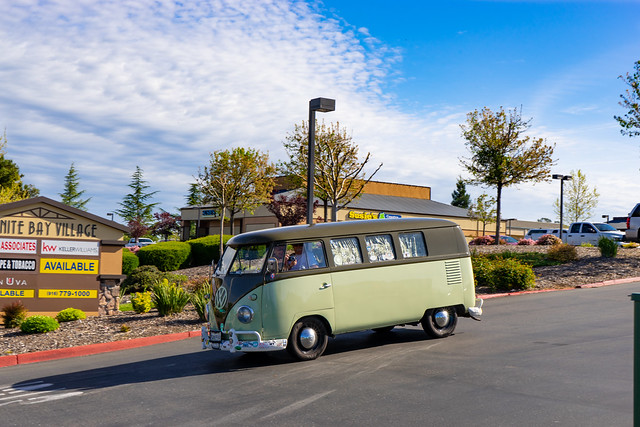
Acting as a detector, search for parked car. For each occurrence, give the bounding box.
[125,238,155,248]
[626,203,640,241]
[524,228,566,241]
[490,235,518,245]
[566,222,624,246]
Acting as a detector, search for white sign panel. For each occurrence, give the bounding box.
[0,238,37,254]
[41,240,100,257]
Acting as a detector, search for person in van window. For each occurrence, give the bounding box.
[286,243,317,270]
[271,244,287,272]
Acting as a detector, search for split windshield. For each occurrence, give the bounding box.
[228,244,268,275]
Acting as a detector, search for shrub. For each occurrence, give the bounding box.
[55,308,86,323]
[536,234,562,246]
[2,301,28,328]
[547,244,578,263]
[471,255,535,292]
[152,279,190,316]
[469,235,494,245]
[138,241,191,272]
[471,255,493,287]
[131,291,152,313]
[598,237,619,258]
[489,258,536,292]
[121,265,186,294]
[517,238,535,246]
[122,248,139,276]
[20,315,60,334]
[189,283,210,322]
[187,235,233,266]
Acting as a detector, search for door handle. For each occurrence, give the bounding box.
[320,282,332,289]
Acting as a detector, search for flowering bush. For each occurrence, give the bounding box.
[517,238,536,246]
[469,235,495,245]
[536,234,562,245]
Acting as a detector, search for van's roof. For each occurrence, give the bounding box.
[227,218,457,246]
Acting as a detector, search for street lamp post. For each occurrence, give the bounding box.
[552,174,572,242]
[107,212,114,222]
[307,97,335,225]
[602,214,610,223]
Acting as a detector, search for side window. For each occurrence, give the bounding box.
[365,234,396,262]
[570,224,581,233]
[633,205,640,217]
[330,237,363,266]
[399,232,427,258]
[582,224,596,233]
[281,241,327,271]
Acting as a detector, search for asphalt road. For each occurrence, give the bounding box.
[1,283,636,426]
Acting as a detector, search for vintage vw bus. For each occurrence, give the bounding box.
[201,218,482,360]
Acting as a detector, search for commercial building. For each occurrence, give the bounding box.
[180,180,520,241]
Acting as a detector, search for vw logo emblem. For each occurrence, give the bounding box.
[214,286,228,310]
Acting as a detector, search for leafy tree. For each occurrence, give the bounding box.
[152,211,180,241]
[127,218,149,240]
[468,193,496,235]
[59,163,91,210]
[0,131,39,203]
[185,182,204,206]
[451,176,471,209]
[614,60,640,137]
[537,217,552,223]
[116,166,158,225]
[266,193,318,226]
[280,120,382,222]
[196,147,275,257]
[460,107,555,243]
[553,169,599,223]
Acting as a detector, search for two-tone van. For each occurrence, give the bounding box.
[201,218,483,360]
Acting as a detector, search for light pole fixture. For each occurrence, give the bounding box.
[602,214,610,223]
[552,174,572,242]
[107,212,114,222]
[307,97,335,225]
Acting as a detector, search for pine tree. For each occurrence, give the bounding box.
[116,166,158,225]
[451,177,471,209]
[59,163,91,210]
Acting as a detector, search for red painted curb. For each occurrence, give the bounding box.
[0,330,201,368]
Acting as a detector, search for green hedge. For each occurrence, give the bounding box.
[137,241,191,272]
[122,248,140,275]
[472,255,535,292]
[187,234,232,266]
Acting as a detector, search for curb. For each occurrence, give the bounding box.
[0,330,201,368]
[480,276,640,299]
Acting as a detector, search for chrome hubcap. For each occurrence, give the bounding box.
[434,309,450,328]
[299,327,317,349]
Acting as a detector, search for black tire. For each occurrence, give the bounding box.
[287,317,328,361]
[421,307,457,338]
[372,326,395,333]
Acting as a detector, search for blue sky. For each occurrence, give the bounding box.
[1,0,639,224]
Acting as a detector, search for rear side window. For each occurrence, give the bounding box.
[399,232,427,258]
[330,237,362,266]
[570,224,580,233]
[365,234,395,262]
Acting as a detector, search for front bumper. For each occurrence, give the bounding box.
[201,326,287,353]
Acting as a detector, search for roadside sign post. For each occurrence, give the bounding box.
[631,292,640,426]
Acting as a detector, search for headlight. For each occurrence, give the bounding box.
[236,306,254,324]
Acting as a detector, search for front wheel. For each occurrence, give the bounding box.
[287,317,328,361]
[421,307,457,338]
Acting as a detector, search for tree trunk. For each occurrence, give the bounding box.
[219,206,225,262]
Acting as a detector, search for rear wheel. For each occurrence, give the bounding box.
[421,307,457,338]
[287,317,328,361]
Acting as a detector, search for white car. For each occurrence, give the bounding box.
[566,222,624,246]
[626,203,640,241]
[125,238,155,248]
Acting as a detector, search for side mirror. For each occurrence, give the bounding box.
[266,257,278,274]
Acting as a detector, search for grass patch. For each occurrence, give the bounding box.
[119,302,133,312]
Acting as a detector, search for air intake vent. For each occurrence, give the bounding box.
[445,260,462,286]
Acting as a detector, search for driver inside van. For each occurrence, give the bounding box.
[286,243,316,270]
